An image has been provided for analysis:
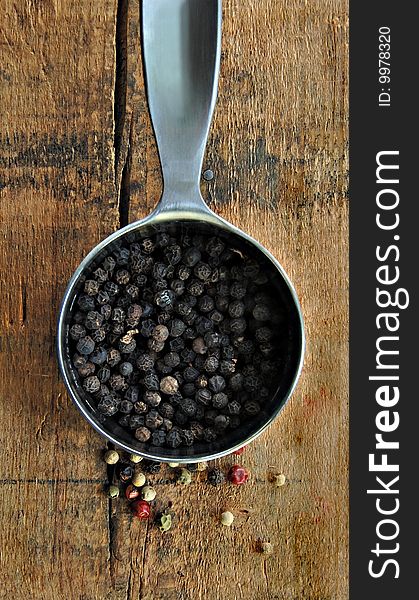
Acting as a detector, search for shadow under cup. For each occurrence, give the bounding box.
[58,218,304,462]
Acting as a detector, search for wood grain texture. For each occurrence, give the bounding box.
[0,0,348,599]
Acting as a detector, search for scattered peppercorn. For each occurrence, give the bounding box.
[131,499,151,520]
[220,511,234,526]
[132,472,146,487]
[117,464,134,482]
[273,473,286,487]
[158,513,172,533]
[228,465,249,485]
[177,468,192,485]
[141,486,157,501]
[125,484,140,500]
[207,468,225,486]
[107,485,120,499]
[104,449,120,465]
[259,541,274,554]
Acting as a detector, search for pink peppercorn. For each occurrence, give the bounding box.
[131,499,151,520]
[228,464,249,485]
[125,484,140,501]
[233,446,246,456]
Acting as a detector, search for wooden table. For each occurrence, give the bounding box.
[0,1,348,598]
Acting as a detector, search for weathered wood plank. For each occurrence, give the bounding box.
[0,0,119,597]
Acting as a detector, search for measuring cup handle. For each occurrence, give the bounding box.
[141,0,222,213]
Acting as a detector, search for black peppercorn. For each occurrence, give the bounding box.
[137,354,155,372]
[182,382,195,397]
[90,347,108,365]
[155,289,175,308]
[94,267,108,283]
[70,324,86,341]
[230,318,247,335]
[84,311,104,330]
[208,375,226,393]
[203,355,219,373]
[253,304,271,321]
[212,392,229,409]
[102,256,116,272]
[209,310,224,324]
[117,464,134,482]
[182,247,201,267]
[187,279,204,296]
[244,400,261,415]
[72,311,86,325]
[159,402,175,419]
[180,398,197,417]
[183,327,196,340]
[151,430,167,446]
[119,400,134,414]
[183,366,199,382]
[144,391,161,407]
[125,386,139,403]
[109,373,127,391]
[115,269,130,285]
[114,247,130,266]
[174,410,188,427]
[152,324,169,342]
[98,395,119,416]
[77,295,96,312]
[199,295,215,313]
[119,361,133,377]
[177,264,191,280]
[141,238,155,254]
[181,429,194,446]
[207,468,226,486]
[194,262,211,281]
[78,362,95,378]
[195,388,212,405]
[143,371,160,391]
[135,426,151,442]
[167,338,183,354]
[169,319,186,338]
[203,427,217,442]
[140,319,156,338]
[164,244,182,265]
[189,421,204,440]
[227,400,242,415]
[76,336,95,355]
[171,279,185,296]
[166,428,183,448]
[104,281,119,297]
[129,414,145,429]
[134,401,147,414]
[97,366,111,383]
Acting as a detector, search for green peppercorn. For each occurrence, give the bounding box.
[259,541,274,554]
[132,472,146,487]
[159,513,172,533]
[177,468,192,485]
[129,454,143,464]
[104,449,120,465]
[141,486,156,501]
[274,473,286,487]
[220,511,234,526]
[107,485,120,498]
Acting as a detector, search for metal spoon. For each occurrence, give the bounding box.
[57,0,305,462]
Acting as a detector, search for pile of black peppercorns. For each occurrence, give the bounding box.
[68,229,285,449]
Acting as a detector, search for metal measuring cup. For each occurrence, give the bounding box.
[57,0,305,463]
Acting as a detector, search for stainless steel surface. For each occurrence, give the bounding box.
[142,0,221,215]
[57,0,305,463]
